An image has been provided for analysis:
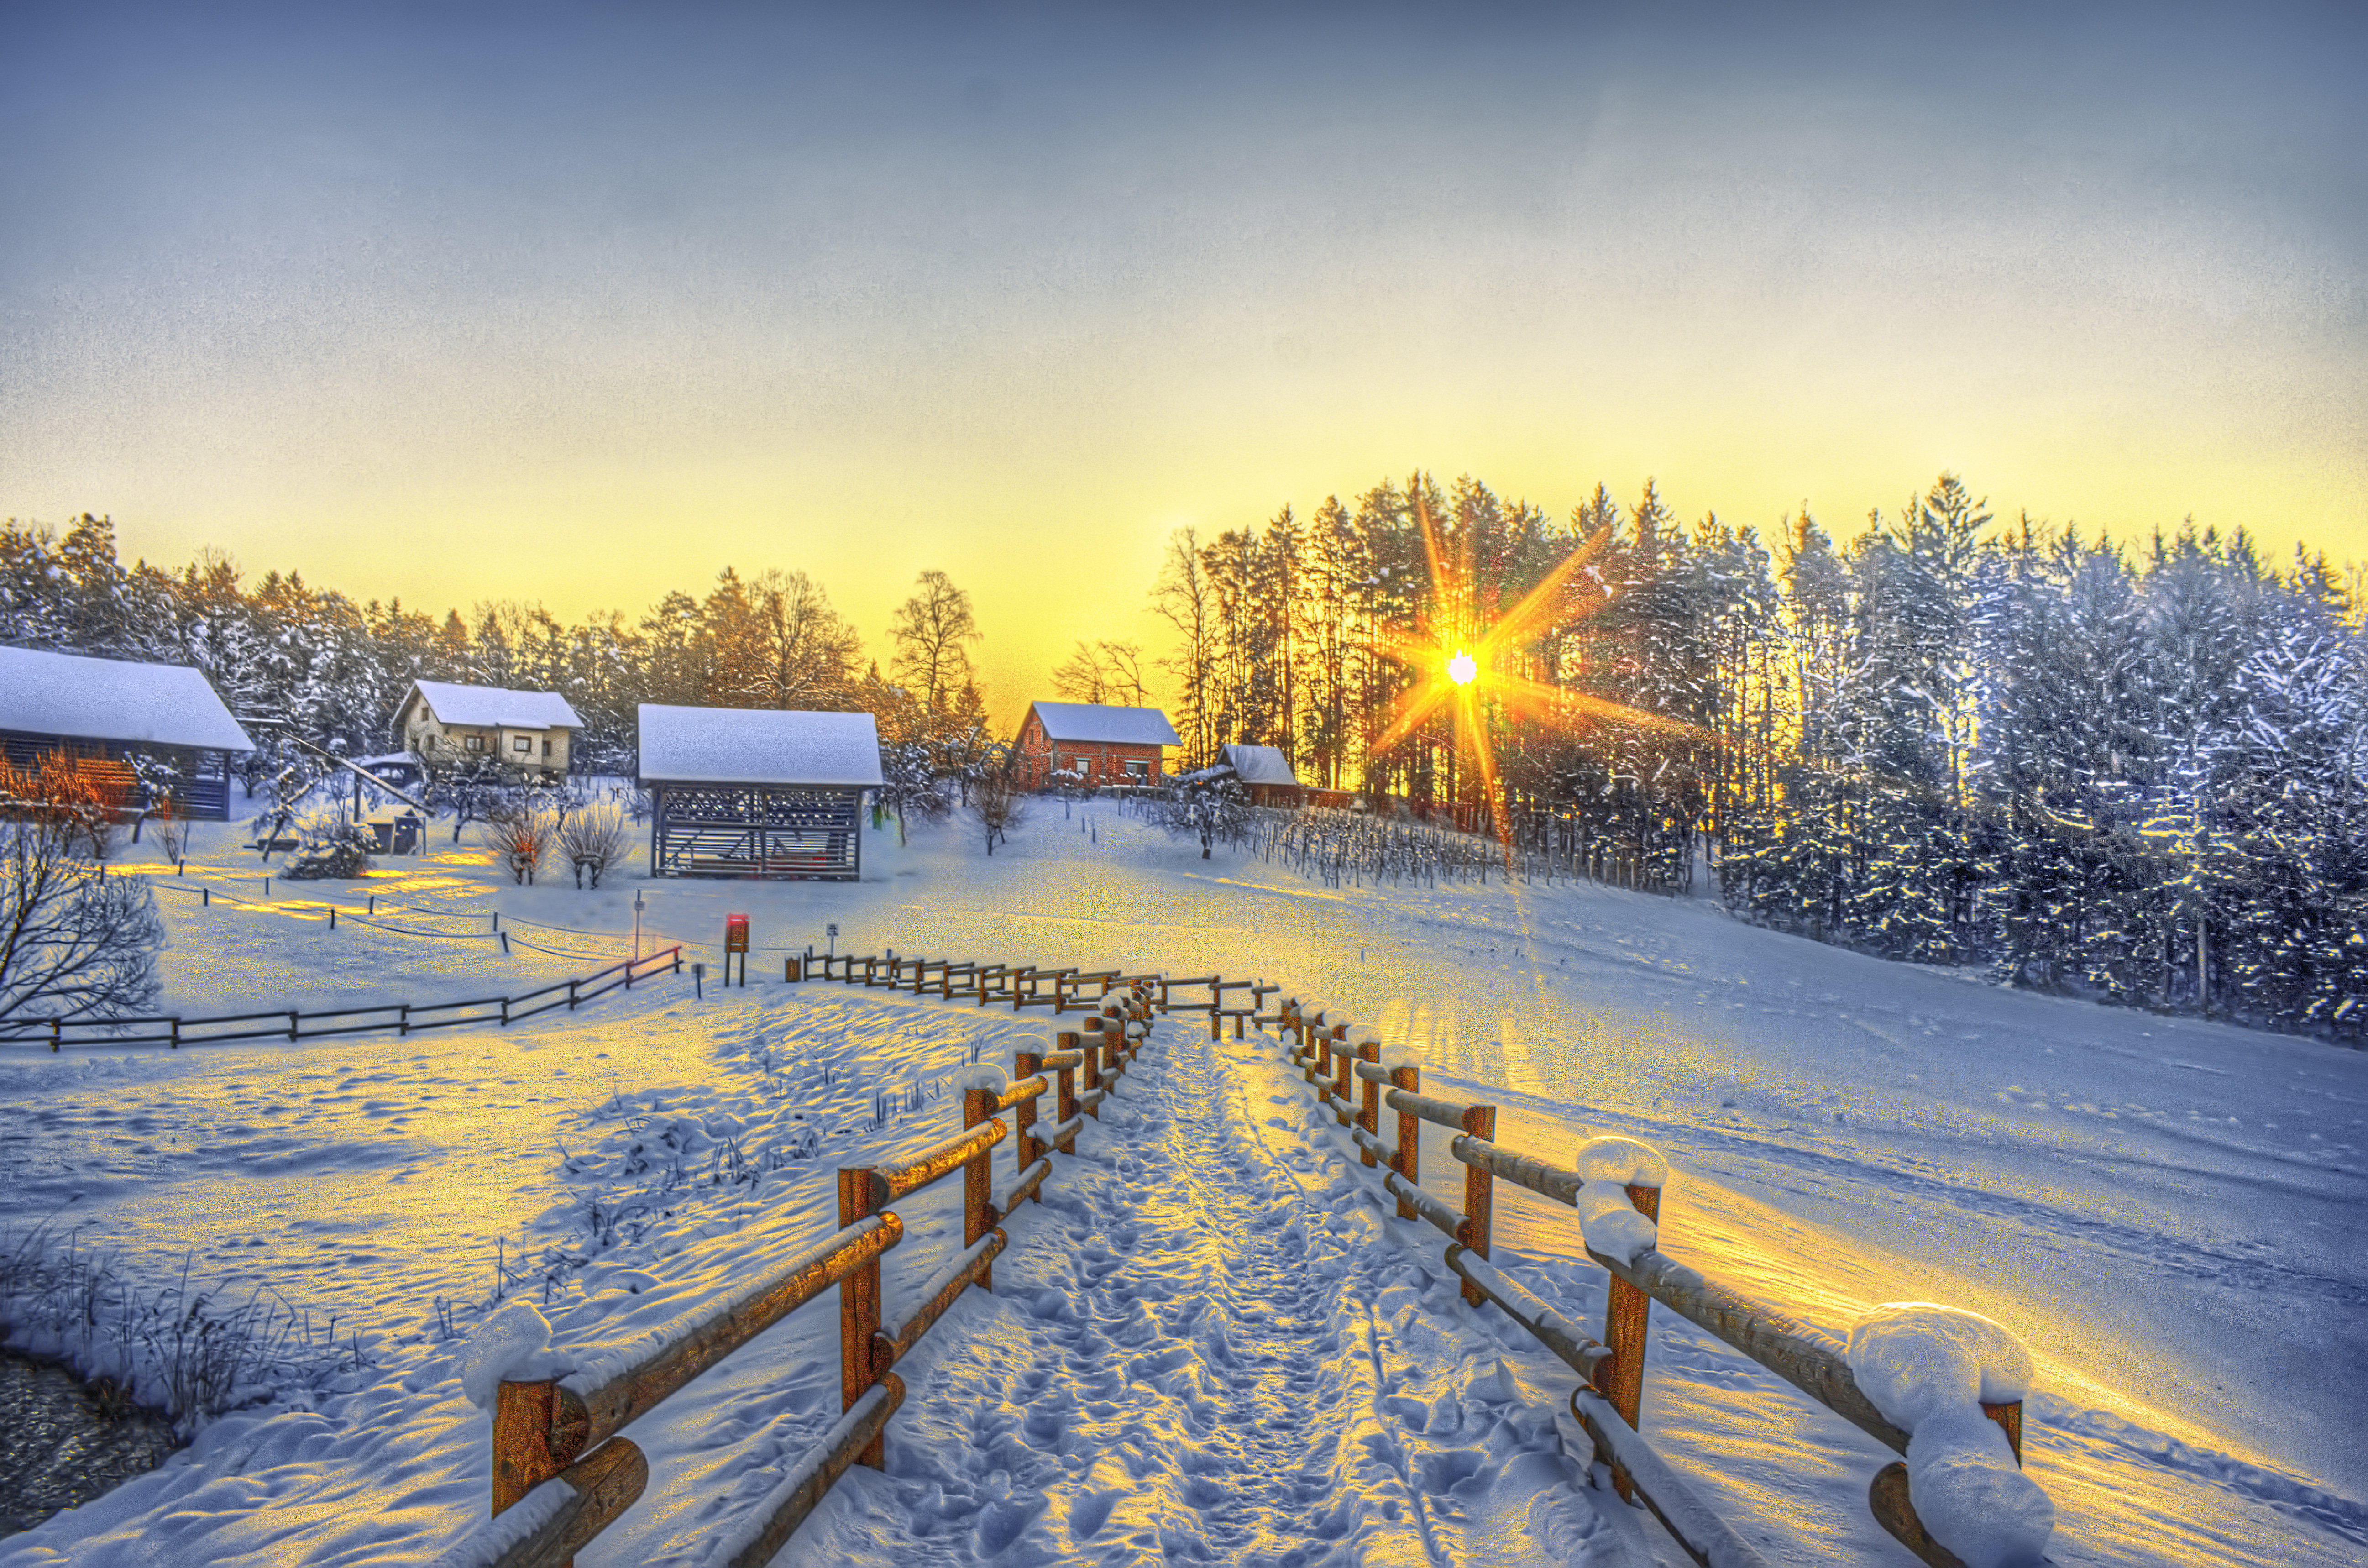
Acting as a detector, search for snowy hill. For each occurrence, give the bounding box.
[0,805,2361,1564]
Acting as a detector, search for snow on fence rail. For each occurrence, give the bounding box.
[0,947,686,1051]
[437,960,1161,1568]
[1270,998,2050,1568]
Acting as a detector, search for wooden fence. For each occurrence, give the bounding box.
[0,947,685,1051]
[436,962,1162,1568]
[1270,997,2038,1568]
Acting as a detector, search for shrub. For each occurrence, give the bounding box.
[556,803,627,889]
[478,800,554,885]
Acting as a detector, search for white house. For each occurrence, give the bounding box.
[637,704,884,880]
[394,681,582,776]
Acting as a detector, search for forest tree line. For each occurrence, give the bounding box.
[0,517,997,812]
[1152,472,2368,1039]
[7,472,2366,1039]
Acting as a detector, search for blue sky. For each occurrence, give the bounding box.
[4,1,2360,713]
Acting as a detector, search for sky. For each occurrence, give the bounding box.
[3,1,2362,725]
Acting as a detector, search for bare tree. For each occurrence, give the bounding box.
[888,569,982,712]
[0,754,164,1022]
[556,803,628,888]
[964,745,1028,855]
[478,798,555,885]
[1051,639,1149,706]
[1153,528,1217,767]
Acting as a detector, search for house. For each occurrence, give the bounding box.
[638,704,884,880]
[0,645,253,819]
[1219,742,1306,808]
[394,681,582,776]
[1016,702,1179,789]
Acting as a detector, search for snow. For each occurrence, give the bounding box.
[953,1064,1006,1094]
[458,1301,565,1408]
[1023,701,1180,746]
[635,704,884,787]
[1221,742,1302,787]
[1847,1304,2053,1567]
[1576,1190,1660,1264]
[1380,1038,1422,1070]
[0,644,254,751]
[1,802,2363,1566]
[1576,1134,1671,1189]
[403,680,583,732]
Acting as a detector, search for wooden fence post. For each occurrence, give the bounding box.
[1070,1033,1094,1118]
[838,1168,885,1468]
[492,1377,565,1516]
[1013,1049,1042,1172]
[1594,1180,1661,1500]
[1392,1062,1419,1219]
[1457,1104,1495,1305]
[1357,1040,1380,1165]
[962,1087,995,1291]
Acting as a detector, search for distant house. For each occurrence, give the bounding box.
[1219,742,1306,808]
[0,645,253,819]
[394,681,582,776]
[638,704,884,880]
[1016,702,1179,789]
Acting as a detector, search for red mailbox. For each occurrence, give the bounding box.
[723,914,750,985]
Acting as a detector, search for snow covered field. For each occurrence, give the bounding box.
[1,804,2363,1564]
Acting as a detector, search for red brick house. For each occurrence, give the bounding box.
[1016,702,1179,789]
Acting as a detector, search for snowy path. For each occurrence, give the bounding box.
[780,1013,1619,1566]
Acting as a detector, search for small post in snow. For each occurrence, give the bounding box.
[492,1377,565,1517]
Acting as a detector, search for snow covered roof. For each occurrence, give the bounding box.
[637,705,884,787]
[1221,743,1302,787]
[0,645,254,751]
[1028,702,1180,746]
[404,680,582,730]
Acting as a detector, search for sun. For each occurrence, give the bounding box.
[1370,488,1712,841]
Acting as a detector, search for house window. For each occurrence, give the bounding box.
[542,739,552,757]
[1124,760,1148,779]
[465,734,484,752]
[513,735,532,753]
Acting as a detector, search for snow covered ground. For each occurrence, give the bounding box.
[1,802,2362,1564]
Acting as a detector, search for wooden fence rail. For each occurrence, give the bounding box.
[1267,997,2037,1568]
[2,947,685,1052]
[436,964,1165,1568]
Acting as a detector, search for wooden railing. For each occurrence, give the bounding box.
[0,947,685,1052]
[1269,998,2039,1568]
[434,968,1162,1568]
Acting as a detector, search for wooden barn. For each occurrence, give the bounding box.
[637,704,882,880]
[1016,701,1179,789]
[1219,742,1306,808]
[0,645,253,819]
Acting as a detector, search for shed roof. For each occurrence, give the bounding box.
[0,645,254,751]
[1027,702,1180,746]
[405,681,583,730]
[1221,742,1302,787]
[637,705,884,787]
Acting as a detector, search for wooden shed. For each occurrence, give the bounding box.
[1220,742,1306,808]
[637,705,883,880]
[0,645,253,819]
